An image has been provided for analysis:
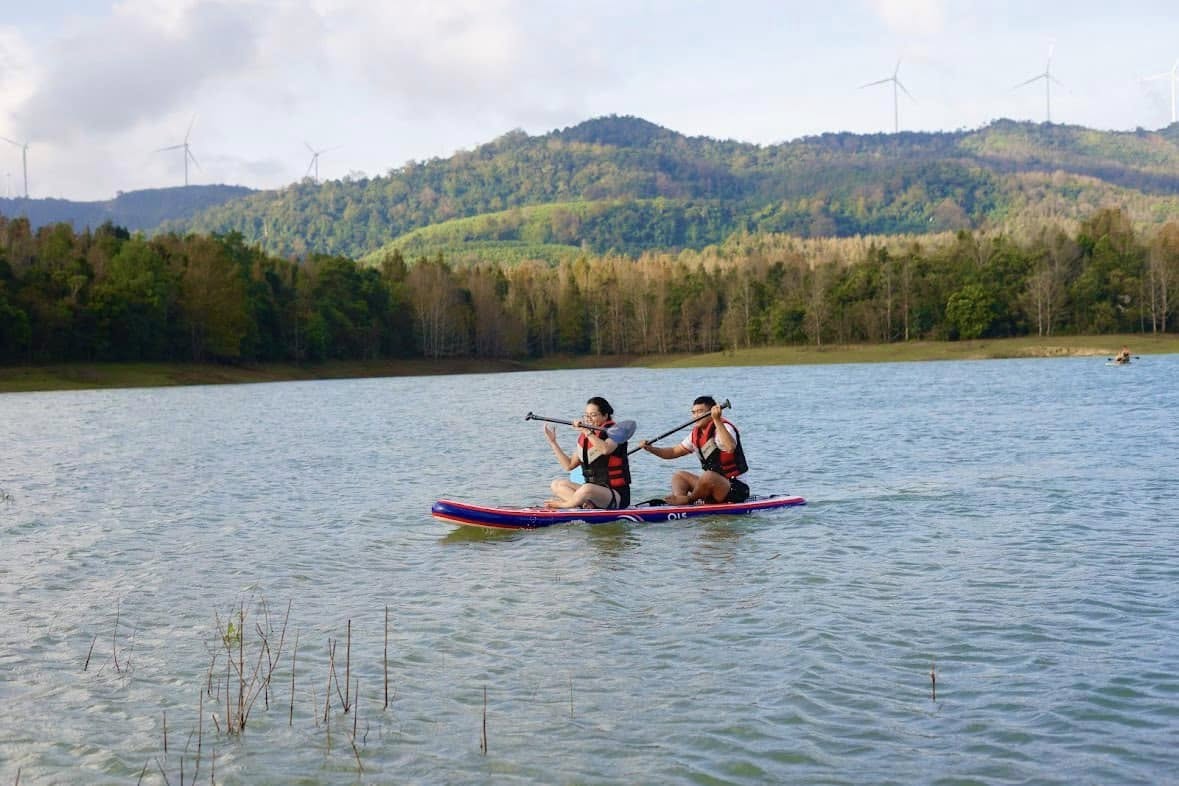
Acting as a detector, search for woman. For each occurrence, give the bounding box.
[543,396,633,509]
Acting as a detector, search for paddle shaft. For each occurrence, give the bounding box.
[627,399,730,455]
[525,412,582,427]
[526,414,638,442]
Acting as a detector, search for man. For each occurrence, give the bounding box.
[639,396,750,505]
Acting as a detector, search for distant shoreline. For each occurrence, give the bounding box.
[1,334,1173,393]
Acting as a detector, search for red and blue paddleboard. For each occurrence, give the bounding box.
[431,494,806,530]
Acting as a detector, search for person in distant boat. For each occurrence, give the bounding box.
[1114,346,1131,364]
[639,395,750,505]
[543,396,632,509]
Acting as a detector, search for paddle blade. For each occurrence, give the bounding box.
[613,419,637,443]
[569,467,584,483]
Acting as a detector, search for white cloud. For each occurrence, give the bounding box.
[0,27,37,134]
[15,2,263,144]
[866,0,947,37]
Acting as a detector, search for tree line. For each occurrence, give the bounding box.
[1,207,1176,365]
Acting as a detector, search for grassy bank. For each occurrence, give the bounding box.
[1,335,1173,393]
[0,358,533,393]
[644,334,1179,368]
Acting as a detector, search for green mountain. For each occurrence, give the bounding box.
[0,184,255,233]
[16,116,1179,262]
[192,116,1179,262]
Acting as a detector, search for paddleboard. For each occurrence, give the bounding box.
[431,494,806,529]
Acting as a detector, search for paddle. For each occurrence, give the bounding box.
[526,412,637,483]
[627,398,731,456]
[525,413,636,440]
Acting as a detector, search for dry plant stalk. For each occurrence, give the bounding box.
[209,596,292,735]
[480,686,488,755]
[384,606,390,711]
[290,630,299,727]
[83,635,96,671]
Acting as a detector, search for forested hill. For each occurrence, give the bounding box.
[164,116,1179,262]
[12,116,1179,262]
[0,185,255,233]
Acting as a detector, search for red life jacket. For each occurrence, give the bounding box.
[691,419,748,478]
[579,419,632,491]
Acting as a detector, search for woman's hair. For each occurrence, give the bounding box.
[586,396,613,417]
[693,395,717,408]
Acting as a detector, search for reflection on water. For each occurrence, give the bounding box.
[2,357,1178,784]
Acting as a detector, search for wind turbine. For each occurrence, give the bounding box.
[0,135,30,198]
[155,116,200,186]
[1015,42,1061,123]
[860,59,914,134]
[304,142,340,183]
[1143,59,1179,124]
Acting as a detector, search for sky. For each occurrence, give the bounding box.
[1,0,1177,202]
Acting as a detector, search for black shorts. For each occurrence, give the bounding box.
[725,478,750,503]
[585,485,630,510]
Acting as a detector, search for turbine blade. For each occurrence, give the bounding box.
[1013,74,1044,89]
[859,77,892,88]
[897,80,916,101]
[188,150,201,169]
[155,144,184,152]
[305,141,317,154]
[0,135,18,146]
[305,157,316,177]
[185,114,197,141]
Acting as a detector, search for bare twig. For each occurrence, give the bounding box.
[384,606,390,711]
[352,679,359,740]
[290,630,299,727]
[480,686,488,755]
[195,687,204,780]
[83,635,96,671]
[205,652,218,698]
[324,640,335,724]
[113,600,122,673]
[238,605,245,729]
[345,619,352,713]
[331,640,348,709]
[349,679,363,772]
[154,757,171,786]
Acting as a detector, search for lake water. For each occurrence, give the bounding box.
[1,357,1176,784]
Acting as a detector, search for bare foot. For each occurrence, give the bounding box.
[664,494,691,506]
